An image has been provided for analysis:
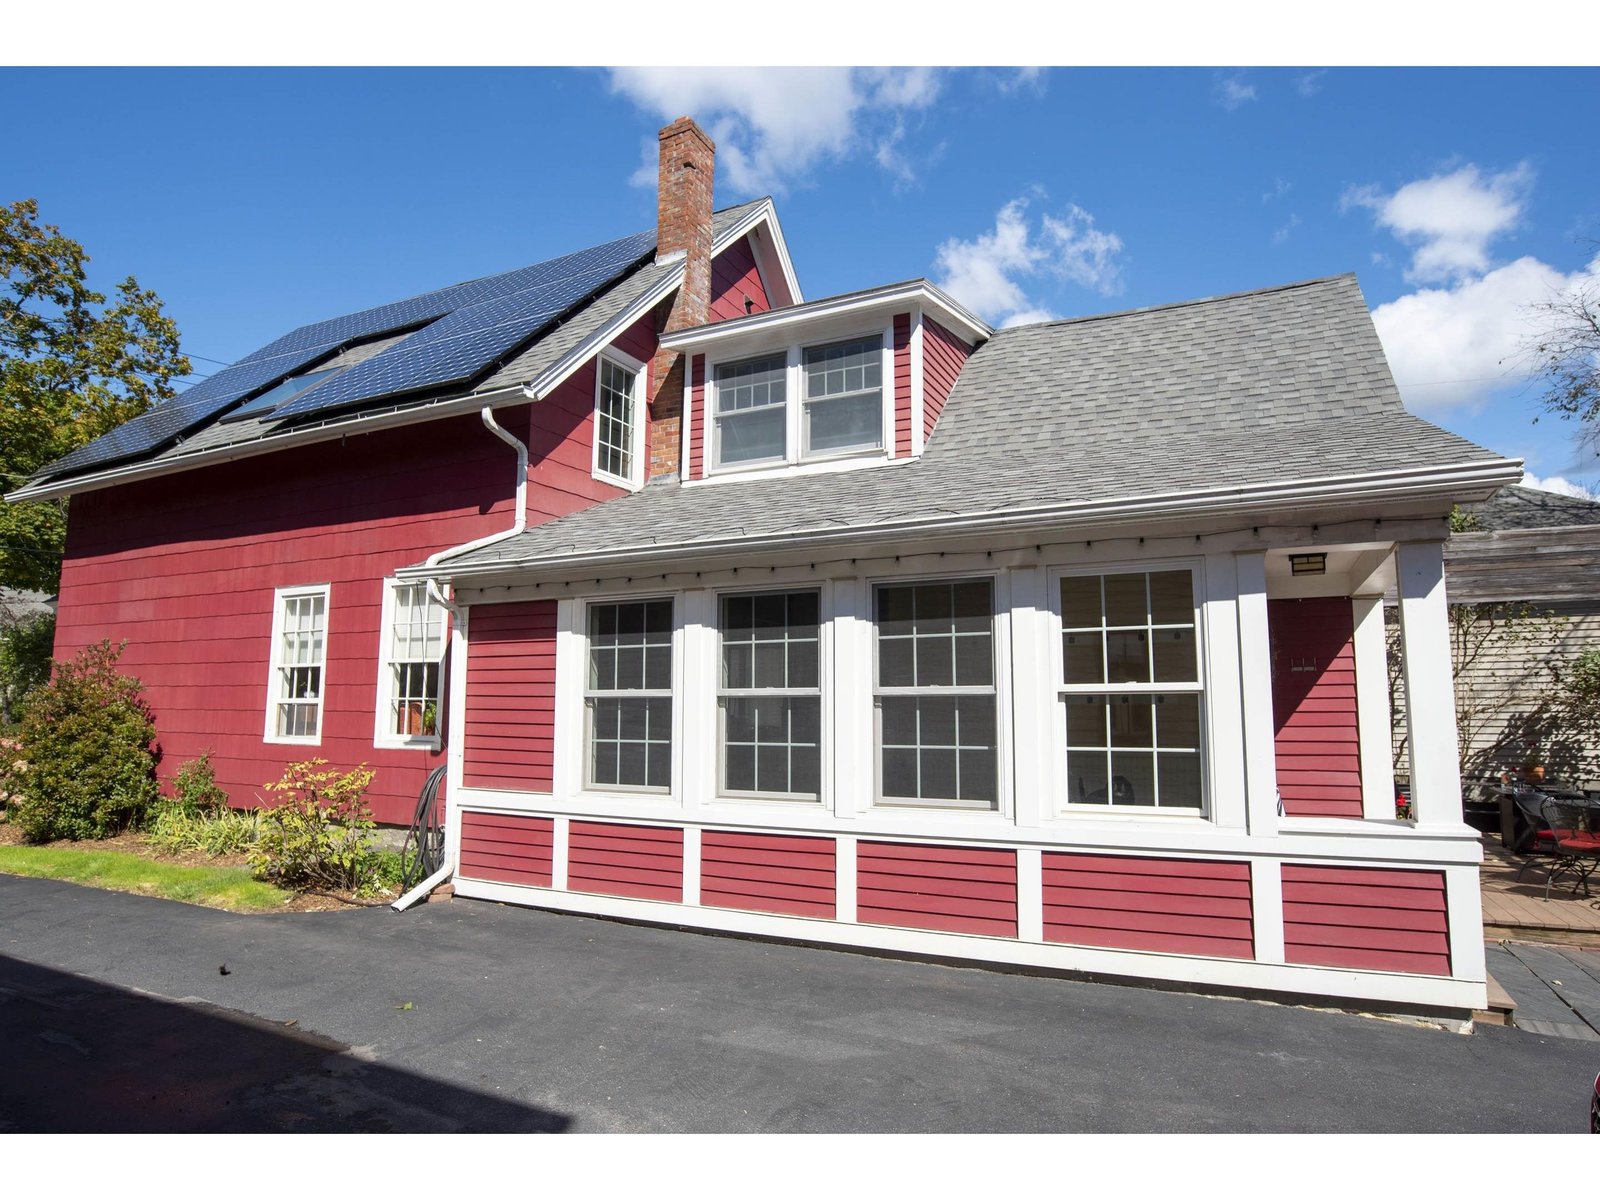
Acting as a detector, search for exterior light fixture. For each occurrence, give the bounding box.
[1289,553,1327,576]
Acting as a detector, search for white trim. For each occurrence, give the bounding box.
[659,279,991,354]
[263,582,331,746]
[590,348,647,492]
[834,834,857,921]
[908,307,926,458]
[1200,551,1248,831]
[1396,540,1463,829]
[1250,858,1286,963]
[1235,552,1280,837]
[450,874,1486,1013]
[416,457,1524,583]
[1352,592,1398,821]
[1015,846,1044,942]
[372,577,448,751]
[1444,863,1487,985]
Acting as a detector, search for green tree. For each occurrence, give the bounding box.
[1,199,189,592]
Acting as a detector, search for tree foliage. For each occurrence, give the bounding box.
[1527,259,1600,463]
[1,198,189,592]
[0,608,54,727]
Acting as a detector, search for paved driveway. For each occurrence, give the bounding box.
[1,874,1595,1132]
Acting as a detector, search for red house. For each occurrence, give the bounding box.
[11,118,1523,1018]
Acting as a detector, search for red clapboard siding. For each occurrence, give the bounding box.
[1270,598,1364,819]
[1281,864,1451,976]
[462,601,558,792]
[857,841,1018,938]
[922,317,971,441]
[701,831,836,919]
[1041,853,1255,959]
[568,821,684,902]
[893,313,912,457]
[688,354,707,480]
[458,811,554,887]
[708,236,771,322]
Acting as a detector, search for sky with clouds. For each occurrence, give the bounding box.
[4,66,1595,494]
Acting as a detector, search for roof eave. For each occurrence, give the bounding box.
[402,455,1524,585]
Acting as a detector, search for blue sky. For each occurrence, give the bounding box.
[4,66,1597,491]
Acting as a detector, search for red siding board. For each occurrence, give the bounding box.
[688,354,707,480]
[921,317,971,442]
[1270,598,1365,819]
[893,313,912,457]
[686,238,771,481]
[568,821,684,902]
[458,812,553,887]
[462,601,557,793]
[857,842,1018,938]
[702,831,836,919]
[1041,853,1254,960]
[1280,864,1451,976]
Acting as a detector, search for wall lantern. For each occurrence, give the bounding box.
[1289,553,1328,577]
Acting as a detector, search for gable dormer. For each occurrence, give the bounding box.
[663,280,990,484]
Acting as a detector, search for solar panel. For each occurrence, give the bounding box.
[37,341,344,479]
[270,231,656,422]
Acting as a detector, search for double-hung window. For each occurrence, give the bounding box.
[1058,569,1204,810]
[802,336,883,457]
[267,584,329,743]
[718,590,822,799]
[377,581,447,746]
[585,599,673,791]
[712,353,788,467]
[593,354,644,488]
[873,579,998,809]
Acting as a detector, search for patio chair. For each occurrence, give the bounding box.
[1539,797,1600,901]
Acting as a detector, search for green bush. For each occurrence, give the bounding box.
[1,640,159,843]
[145,805,258,857]
[169,752,230,817]
[0,611,55,728]
[246,759,391,894]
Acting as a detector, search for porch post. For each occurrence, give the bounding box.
[1235,551,1278,837]
[1395,540,1463,828]
[1350,593,1398,821]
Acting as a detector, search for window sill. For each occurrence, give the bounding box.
[264,733,322,747]
[375,735,443,753]
[593,468,642,493]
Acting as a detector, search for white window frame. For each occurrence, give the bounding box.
[1050,559,1209,816]
[591,347,647,491]
[373,577,448,751]
[708,326,893,477]
[264,583,331,746]
[870,574,1003,812]
[582,595,677,796]
[714,586,825,804]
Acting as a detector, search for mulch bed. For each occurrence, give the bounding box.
[0,820,394,912]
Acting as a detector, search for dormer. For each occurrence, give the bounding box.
[662,280,991,484]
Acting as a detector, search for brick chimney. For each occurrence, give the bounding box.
[648,117,714,478]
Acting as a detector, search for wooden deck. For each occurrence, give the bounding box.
[1480,838,1600,938]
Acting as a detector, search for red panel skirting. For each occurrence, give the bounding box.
[857,841,1018,938]
[568,820,685,902]
[458,811,554,888]
[1041,852,1254,959]
[701,831,836,919]
[1281,864,1451,976]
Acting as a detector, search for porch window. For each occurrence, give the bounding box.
[1058,569,1203,810]
[873,579,998,810]
[594,355,644,487]
[376,581,446,746]
[266,584,329,743]
[718,590,821,799]
[585,599,673,791]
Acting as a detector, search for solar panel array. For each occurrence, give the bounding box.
[37,341,342,479]
[36,228,658,481]
[271,230,655,421]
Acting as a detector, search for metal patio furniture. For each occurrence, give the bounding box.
[1539,797,1600,901]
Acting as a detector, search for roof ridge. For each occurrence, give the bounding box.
[994,273,1360,334]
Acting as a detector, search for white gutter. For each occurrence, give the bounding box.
[422,406,529,615]
[390,861,454,911]
[406,455,1524,584]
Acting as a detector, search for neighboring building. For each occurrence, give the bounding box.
[9,119,1523,1017]
[1444,485,1600,789]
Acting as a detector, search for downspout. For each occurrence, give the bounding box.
[392,405,530,912]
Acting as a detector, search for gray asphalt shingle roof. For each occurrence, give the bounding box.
[1460,484,1600,531]
[438,274,1513,575]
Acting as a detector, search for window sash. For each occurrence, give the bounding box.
[270,589,327,741]
[716,589,822,800]
[595,358,637,483]
[381,582,446,741]
[585,599,674,792]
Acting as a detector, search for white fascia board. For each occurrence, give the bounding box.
[405,455,1524,584]
[738,198,804,306]
[658,280,992,357]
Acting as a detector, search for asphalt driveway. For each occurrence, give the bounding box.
[1,874,1594,1133]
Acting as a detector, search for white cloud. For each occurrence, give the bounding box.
[1214,75,1257,112]
[608,67,943,194]
[995,67,1047,96]
[1369,255,1600,411]
[1342,163,1533,283]
[1520,472,1598,499]
[1296,70,1327,97]
[933,194,1126,327]
[1262,177,1292,204]
[1271,214,1300,245]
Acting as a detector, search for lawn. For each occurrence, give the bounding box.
[0,843,295,911]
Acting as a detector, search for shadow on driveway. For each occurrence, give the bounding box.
[0,954,570,1133]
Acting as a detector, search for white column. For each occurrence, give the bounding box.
[1202,553,1248,831]
[1396,540,1463,828]
[1007,564,1049,829]
[678,588,714,818]
[1235,551,1279,837]
[1444,862,1488,986]
[830,576,871,819]
[444,603,471,874]
[551,599,581,801]
[1351,593,1398,821]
